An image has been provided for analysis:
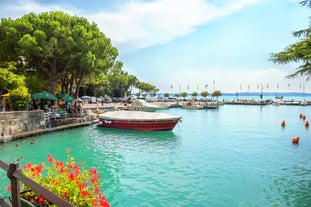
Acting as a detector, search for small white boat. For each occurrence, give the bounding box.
[180,101,204,109]
[129,99,168,112]
[98,111,181,131]
[203,102,218,109]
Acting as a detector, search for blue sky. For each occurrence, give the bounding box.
[0,0,310,93]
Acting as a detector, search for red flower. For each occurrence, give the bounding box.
[37,195,45,203]
[68,163,74,169]
[23,162,32,170]
[89,168,97,175]
[99,196,110,207]
[55,160,64,169]
[30,163,43,177]
[68,172,75,181]
[81,190,89,197]
[47,154,54,163]
[62,193,69,200]
[95,187,101,195]
[6,186,11,191]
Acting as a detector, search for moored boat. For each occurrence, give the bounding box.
[129,99,169,112]
[180,101,204,109]
[98,111,181,131]
[203,101,218,109]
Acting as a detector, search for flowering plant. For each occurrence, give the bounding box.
[8,149,109,207]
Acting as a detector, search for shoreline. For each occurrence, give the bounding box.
[3,119,99,142]
[3,98,310,142]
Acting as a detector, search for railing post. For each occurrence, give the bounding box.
[7,162,21,207]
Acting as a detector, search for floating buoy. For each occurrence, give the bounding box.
[302,115,306,120]
[305,120,309,127]
[292,136,299,144]
[281,120,286,127]
[300,113,303,119]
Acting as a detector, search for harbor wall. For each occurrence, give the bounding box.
[0,111,45,142]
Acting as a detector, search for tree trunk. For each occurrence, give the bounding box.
[47,58,57,95]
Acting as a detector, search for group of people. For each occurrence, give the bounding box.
[0,96,83,118]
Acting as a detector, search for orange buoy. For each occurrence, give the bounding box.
[292,136,299,144]
[300,113,303,118]
[281,120,286,127]
[302,115,306,120]
[305,120,309,127]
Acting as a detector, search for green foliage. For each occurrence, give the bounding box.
[135,81,158,95]
[201,91,209,98]
[9,86,31,110]
[0,11,156,99]
[192,91,198,97]
[270,2,311,80]
[300,0,311,7]
[180,92,188,98]
[212,90,222,97]
[164,93,170,97]
[0,62,25,92]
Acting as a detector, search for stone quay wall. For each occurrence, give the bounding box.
[0,111,45,142]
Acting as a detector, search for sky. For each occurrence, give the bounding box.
[0,0,310,93]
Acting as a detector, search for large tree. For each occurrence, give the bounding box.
[0,11,118,96]
[270,1,311,79]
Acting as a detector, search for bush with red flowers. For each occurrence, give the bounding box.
[10,149,109,207]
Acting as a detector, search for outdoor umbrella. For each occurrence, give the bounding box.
[58,93,75,101]
[32,91,58,101]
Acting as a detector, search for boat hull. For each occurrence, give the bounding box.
[98,111,181,131]
[100,119,180,131]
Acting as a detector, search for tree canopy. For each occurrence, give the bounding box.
[270,1,311,80]
[0,11,157,98]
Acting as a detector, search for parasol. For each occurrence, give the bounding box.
[32,91,58,101]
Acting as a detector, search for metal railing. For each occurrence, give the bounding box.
[0,160,73,207]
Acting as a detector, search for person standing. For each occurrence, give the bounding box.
[1,98,6,112]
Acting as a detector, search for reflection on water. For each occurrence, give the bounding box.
[81,125,182,206]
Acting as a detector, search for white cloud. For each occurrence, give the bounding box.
[0,0,79,19]
[87,0,263,54]
[0,0,264,54]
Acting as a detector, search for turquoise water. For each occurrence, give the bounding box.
[1,104,311,206]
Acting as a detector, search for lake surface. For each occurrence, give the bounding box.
[1,103,311,207]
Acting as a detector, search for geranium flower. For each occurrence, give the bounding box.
[10,150,110,207]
